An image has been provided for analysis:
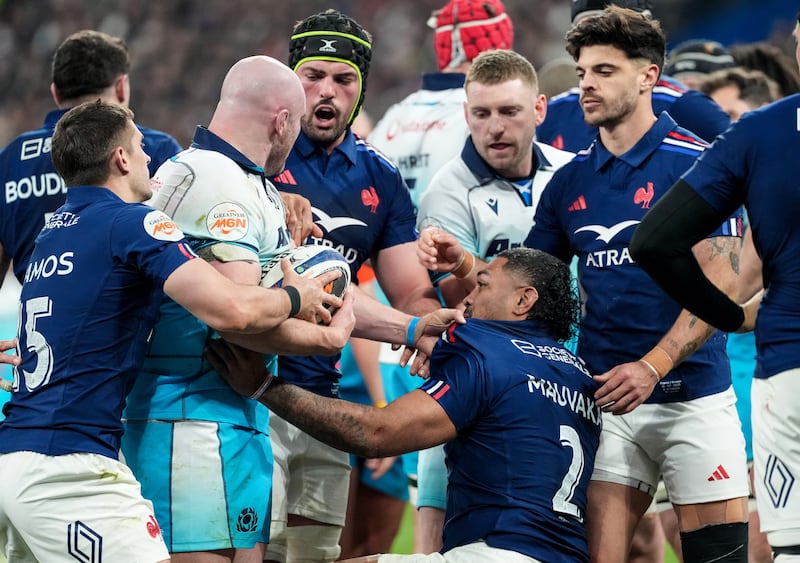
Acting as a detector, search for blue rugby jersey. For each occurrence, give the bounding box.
[537,75,731,152]
[0,109,182,283]
[272,130,418,397]
[681,95,800,380]
[0,187,194,458]
[526,113,742,403]
[422,319,601,563]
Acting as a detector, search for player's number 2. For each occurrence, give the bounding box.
[553,424,585,521]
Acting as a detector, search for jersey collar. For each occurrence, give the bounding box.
[190,126,264,174]
[460,136,551,182]
[294,129,359,166]
[591,112,678,170]
[420,72,466,91]
[44,108,69,129]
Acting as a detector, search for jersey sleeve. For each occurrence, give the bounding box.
[418,168,480,255]
[681,118,751,216]
[421,341,486,431]
[152,155,264,262]
[110,205,196,285]
[524,175,573,263]
[375,170,418,251]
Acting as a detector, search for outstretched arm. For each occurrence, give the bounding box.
[206,338,457,458]
[596,231,742,415]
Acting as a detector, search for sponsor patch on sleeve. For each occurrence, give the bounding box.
[206,202,249,241]
[144,209,185,241]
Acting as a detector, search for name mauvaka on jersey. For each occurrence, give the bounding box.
[527,113,742,405]
[0,187,194,459]
[0,108,181,284]
[421,319,601,563]
[272,130,418,397]
[538,75,730,153]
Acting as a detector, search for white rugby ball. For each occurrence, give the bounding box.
[260,245,351,307]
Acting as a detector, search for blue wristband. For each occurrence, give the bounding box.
[406,317,420,347]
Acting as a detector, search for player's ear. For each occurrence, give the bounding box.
[514,286,538,317]
[114,74,130,105]
[275,108,289,136]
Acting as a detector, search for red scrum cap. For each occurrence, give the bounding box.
[430,0,514,70]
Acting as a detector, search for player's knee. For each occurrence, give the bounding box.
[680,522,748,563]
[285,524,342,562]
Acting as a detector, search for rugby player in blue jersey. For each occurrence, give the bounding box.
[210,247,601,563]
[268,10,445,562]
[632,9,800,562]
[0,30,182,289]
[0,101,347,563]
[523,6,749,563]
[536,0,731,154]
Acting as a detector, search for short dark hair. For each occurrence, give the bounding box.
[499,248,579,343]
[51,100,134,187]
[729,41,800,98]
[565,4,665,72]
[465,50,538,91]
[52,30,130,102]
[699,67,780,109]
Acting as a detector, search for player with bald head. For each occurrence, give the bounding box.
[120,55,355,563]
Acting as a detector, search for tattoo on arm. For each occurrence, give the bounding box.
[263,380,380,458]
[706,237,740,274]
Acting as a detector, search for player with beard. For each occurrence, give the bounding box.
[521,6,749,563]
[266,9,447,563]
[536,0,731,153]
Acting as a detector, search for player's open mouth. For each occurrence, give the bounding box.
[314,107,336,122]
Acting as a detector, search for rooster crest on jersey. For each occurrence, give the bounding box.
[260,245,351,307]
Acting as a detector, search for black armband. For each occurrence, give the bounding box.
[282,285,302,317]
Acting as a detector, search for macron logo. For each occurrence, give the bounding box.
[320,39,337,53]
[575,220,640,243]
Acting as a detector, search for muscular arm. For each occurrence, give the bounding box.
[206,338,457,458]
[164,255,341,334]
[595,232,741,415]
[209,258,353,354]
[373,241,441,316]
[659,234,740,362]
[630,180,745,331]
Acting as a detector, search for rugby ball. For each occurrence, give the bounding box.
[260,245,351,307]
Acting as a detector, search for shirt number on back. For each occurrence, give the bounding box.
[553,424,585,521]
[19,296,54,390]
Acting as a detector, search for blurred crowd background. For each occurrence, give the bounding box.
[0,0,797,148]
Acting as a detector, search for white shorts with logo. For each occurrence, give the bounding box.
[592,387,749,504]
[752,369,800,547]
[0,451,169,563]
[266,413,351,562]
[378,541,542,562]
